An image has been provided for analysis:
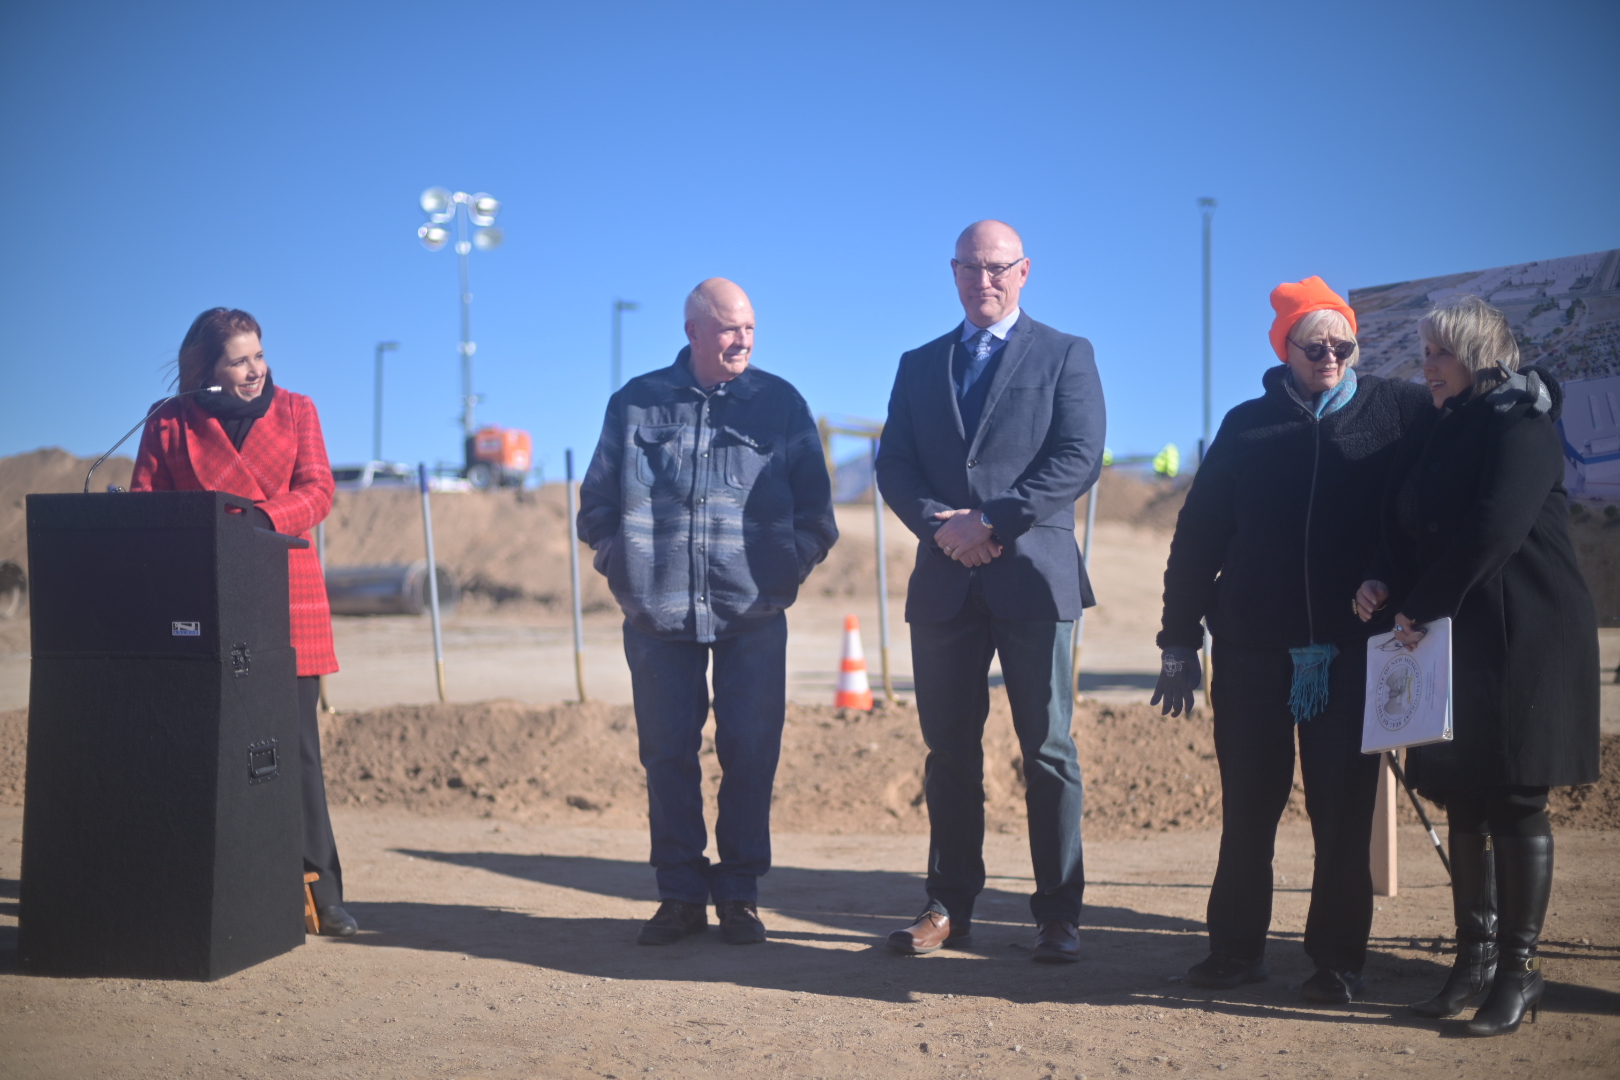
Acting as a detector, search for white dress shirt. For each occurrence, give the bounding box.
[961,307,1022,344]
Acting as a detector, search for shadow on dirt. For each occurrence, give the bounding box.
[346,850,1617,1019]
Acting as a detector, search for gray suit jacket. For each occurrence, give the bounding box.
[875,313,1106,623]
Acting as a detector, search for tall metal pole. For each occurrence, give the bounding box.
[565,449,588,703]
[1071,480,1099,699]
[316,520,330,713]
[870,439,896,704]
[456,209,476,437]
[418,463,448,703]
[1198,197,1217,702]
[1199,197,1217,458]
[611,300,639,392]
[373,341,398,462]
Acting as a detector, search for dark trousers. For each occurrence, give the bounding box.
[1440,788,1552,837]
[910,578,1085,925]
[1207,640,1378,971]
[296,676,345,908]
[623,615,787,905]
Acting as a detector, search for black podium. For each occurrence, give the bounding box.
[20,491,306,980]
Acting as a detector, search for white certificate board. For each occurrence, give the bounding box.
[1362,617,1453,754]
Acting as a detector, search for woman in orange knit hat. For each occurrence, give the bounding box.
[1153,277,1431,1003]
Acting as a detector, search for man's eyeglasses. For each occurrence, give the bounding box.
[1289,338,1357,363]
[954,257,1026,282]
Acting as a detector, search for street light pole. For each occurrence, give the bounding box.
[417,188,503,439]
[456,211,475,437]
[373,341,400,461]
[1198,197,1217,460]
[611,299,639,392]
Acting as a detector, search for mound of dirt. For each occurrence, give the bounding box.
[6,700,1612,838]
[312,693,1254,839]
[0,448,134,574]
[311,703,1620,837]
[1081,467,1190,532]
[0,450,1190,615]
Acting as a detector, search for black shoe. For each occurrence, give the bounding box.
[1413,941,1498,1018]
[1468,954,1544,1036]
[1302,967,1367,1003]
[1413,831,1497,1018]
[715,900,767,945]
[637,899,708,946]
[1032,921,1081,964]
[316,905,359,937]
[1467,835,1553,1037]
[1186,954,1269,989]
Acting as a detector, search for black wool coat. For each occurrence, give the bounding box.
[1159,366,1432,653]
[1376,370,1600,793]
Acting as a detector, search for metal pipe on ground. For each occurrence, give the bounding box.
[0,561,26,620]
[324,561,461,616]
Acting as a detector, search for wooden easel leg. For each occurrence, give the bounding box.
[1371,755,1398,897]
[303,872,320,934]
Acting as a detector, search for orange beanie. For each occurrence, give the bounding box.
[1268,277,1357,361]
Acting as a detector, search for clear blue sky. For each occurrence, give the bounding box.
[3,1,1617,477]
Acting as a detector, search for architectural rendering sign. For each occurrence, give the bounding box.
[1350,250,1620,502]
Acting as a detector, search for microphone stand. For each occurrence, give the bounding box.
[84,387,223,493]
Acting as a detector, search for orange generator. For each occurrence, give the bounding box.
[464,425,532,489]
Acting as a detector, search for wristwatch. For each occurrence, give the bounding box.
[979,511,994,532]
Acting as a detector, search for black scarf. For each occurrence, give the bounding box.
[196,374,276,451]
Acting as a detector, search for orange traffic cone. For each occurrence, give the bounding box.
[835,614,874,710]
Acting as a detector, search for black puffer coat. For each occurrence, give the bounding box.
[1376,369,1600,793]
[1159,366,1432,652]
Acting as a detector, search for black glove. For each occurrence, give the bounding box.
[1150,645,1203,718]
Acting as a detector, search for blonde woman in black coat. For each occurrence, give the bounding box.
[1358,294,1601,1037]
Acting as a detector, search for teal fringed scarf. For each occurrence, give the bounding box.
[1288,643,1339,723]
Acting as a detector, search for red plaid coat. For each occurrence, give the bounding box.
[130,388,339,676]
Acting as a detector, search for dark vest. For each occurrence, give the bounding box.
[952,333,1007,442]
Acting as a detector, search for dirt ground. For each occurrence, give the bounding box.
[1,694,1619,1079]
[2,449,1619,1077]
[2,808,1618,1080]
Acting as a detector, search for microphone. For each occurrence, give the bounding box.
[84,386,225,493]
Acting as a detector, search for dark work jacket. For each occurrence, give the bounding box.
[1375,370,1600,792]
[1158,366,1432,652]
[577,350,838,642]
[876,313,1106,623]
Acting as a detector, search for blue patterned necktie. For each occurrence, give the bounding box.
[970,328,994,362]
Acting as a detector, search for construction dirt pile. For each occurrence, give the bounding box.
[0,448,134,575]
[12,449,1619,619]
[0,449,1190,611]
[5,698,1615,837]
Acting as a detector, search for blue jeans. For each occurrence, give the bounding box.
[910,578,1085,925]
[623,615,787,905]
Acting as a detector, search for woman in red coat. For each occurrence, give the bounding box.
[131,307,357,937]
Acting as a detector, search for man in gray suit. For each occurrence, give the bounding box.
[875,220,1106,962]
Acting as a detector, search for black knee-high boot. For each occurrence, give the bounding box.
[1468,834,1552,1036]
[1412,832,1496,1017]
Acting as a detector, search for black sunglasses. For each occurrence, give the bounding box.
[1289,338,1357,363]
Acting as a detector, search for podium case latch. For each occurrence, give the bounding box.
[247,739,278,784]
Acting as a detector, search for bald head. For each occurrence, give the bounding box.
[684,278,756,387]
[952,220,1030,328]
[955,220,1024,261]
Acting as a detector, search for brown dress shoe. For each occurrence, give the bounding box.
[1032,920,1080,963]
[887,909,970,954]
